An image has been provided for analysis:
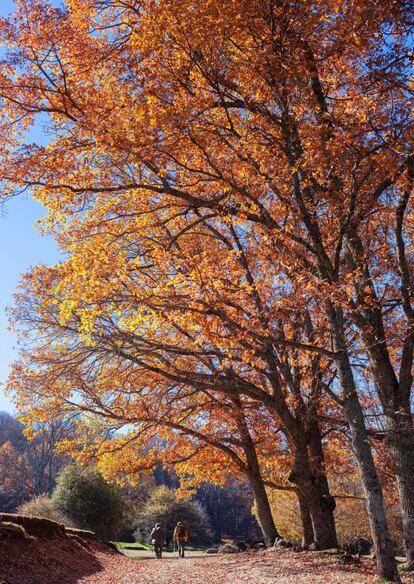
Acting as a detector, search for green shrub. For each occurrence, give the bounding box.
[52,465,128,539]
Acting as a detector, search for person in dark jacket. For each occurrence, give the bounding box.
[173,522,189,558]
[150,523,166,558]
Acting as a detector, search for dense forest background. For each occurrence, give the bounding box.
[0,411,261,544]
[0,410,403,548]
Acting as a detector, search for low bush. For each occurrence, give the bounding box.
[17,494,73,526]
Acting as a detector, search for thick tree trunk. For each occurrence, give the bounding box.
[297,491,314,547]
[307,417,338,548]
[387,415,414,568]
[344,229,414,568]
[364,342,414,567]
[343,393,400,581]
[308,491,337,549]
[328,305,400,581]
[357,342,414,566]
[334,353,400,580]
[302,485,337,549]
[262,355,338,548]
[289,447,338,549]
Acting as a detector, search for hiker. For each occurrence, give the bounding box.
[173,521,188,558]
[150,523,166,559]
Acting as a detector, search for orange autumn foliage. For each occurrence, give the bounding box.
[1,1,413,575]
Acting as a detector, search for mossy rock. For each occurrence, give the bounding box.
[0,521,27,537]
[206,548,219,554]
[65,527,96,539]
[219,543,240,554]
[0,521,36,545]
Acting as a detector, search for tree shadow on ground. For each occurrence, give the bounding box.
[0,536,107,584]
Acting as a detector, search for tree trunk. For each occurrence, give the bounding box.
[233,397,281,546]
[327,305,400,581]
[353,336,414,567]
[343,393,400,581]
[307,417,338,548]
[250,472,280,546]
[387,414,414,568]
[289,447,338,549]
[363,341,414,567]
[335,354,400,580]
[297,491,314,547]
[344,229,414,568]
[306,487,337,549]
[261,352,338,548]
[292,462,337,548]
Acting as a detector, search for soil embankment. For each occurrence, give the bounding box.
[0,514,111,584]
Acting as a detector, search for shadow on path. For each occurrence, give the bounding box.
[0,536,106,584]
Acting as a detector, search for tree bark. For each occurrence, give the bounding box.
[297,491,314,547]
[363,339,414,567]
[234,398,281,546]
[344,225,414,567]
[329,306,401,581]
[307,418,338,549]
[353,332,414,566]
[249,471,280,546]
[289,446,338,550]
[387,415,414,568]
[262,350,338,549]
[343,391,400,581]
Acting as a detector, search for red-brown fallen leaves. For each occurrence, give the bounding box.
[82,550,409,584]
[1,542,411,584]
[0,536,107,584]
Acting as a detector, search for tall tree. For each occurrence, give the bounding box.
[1,0,412,579]
[9,239,341,548]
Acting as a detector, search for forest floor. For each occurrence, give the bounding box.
[1,534,411,584]
[76,547,408,584]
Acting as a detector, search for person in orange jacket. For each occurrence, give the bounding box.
[173,522,188,558]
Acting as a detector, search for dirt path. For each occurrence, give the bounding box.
[121,549,208,559]
[77,548,394,584]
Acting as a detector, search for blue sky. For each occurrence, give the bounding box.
[0,0,60,412]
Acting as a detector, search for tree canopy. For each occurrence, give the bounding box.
[1,1,413,580]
